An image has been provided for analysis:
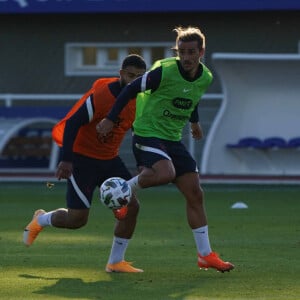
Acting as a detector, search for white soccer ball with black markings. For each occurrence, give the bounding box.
[100,177,132,209]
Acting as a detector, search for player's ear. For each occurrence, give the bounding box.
[199,48,205,58]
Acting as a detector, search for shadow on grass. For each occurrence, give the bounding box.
[20,274,109,299]
[19,272,218,300]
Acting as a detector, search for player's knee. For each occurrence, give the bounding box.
[184,185,205,208]
[194,184,204,198]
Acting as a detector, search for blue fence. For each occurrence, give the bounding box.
[0,106,68,119]
[1,0,300,14]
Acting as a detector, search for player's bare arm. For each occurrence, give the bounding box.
[190,122,203,140]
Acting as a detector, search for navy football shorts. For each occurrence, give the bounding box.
[132,134,198,178]
[66,153,132,209]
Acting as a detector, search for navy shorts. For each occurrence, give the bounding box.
[66,153,132,209]
[132,134,198,178]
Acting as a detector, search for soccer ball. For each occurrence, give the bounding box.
[99,177,132,209]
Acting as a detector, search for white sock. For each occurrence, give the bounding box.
[127,176,141,193]
[192,225,212,256]
[37,212,53,227]
[108,236,129,264]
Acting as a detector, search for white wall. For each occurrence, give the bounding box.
[201,53,300,175]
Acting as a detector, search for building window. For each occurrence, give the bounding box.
[65,42,173,76]
[82,47,97,65]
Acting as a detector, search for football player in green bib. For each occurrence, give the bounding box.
[97,26,234,273]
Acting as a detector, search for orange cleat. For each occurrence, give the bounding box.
[113,206,128,220]
[198,252,234,273]
[23,209,45,246]
[105,261,143,273]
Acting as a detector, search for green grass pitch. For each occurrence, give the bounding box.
[0,182,299,300]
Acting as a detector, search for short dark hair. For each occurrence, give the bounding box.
[122,54,146,70]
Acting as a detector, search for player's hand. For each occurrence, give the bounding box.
[55,161,73,180]
[190,122,203,140]
[96,118,114,138]
[97,131,113,143]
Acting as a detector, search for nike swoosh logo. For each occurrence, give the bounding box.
[183,88,191,93]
